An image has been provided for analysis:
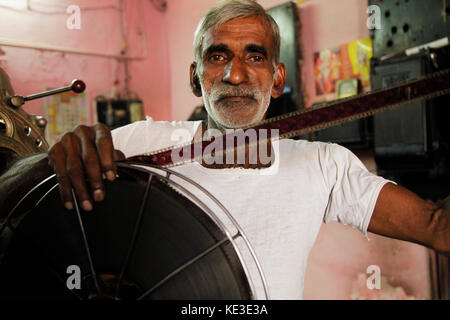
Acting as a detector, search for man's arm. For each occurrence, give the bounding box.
[369,182,449,254]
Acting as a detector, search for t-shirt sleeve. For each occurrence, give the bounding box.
[320,143,394,237]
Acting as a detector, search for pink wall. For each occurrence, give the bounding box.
[0,0,121,120]
[163,0,216,121]
[0,0,171,123]
[125,0,172,120]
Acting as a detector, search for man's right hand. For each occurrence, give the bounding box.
[47,123,125,212]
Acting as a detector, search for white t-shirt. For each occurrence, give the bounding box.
[111,117,391,300]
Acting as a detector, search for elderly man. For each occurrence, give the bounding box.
[1,0,449,299]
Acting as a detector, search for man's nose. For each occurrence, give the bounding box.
[222,58,248,85]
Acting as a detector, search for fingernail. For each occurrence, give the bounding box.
[93,189,104,202]
[64,202,73,210]
[106,170,116,181]
[82,200,93,211]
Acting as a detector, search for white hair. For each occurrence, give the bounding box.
[193,0,281,77]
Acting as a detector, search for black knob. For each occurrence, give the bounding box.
[71,79,86,93]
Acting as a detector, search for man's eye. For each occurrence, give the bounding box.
[210,55,225,62]
[249,55,264,62]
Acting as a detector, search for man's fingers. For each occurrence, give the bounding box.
[48,143,74,210]
[94,123,118,181]
[63,131,93,211]
[82,143,105,203]
[76,125,106,204]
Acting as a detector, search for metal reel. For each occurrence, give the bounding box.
[0,163,267,300]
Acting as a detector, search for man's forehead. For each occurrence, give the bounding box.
[201,16,273,54]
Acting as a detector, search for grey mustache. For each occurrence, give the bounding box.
[214,87,257,101]
[217,94,255,101]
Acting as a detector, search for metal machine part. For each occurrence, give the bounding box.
[0,69,47,173]
[0,163,268,300]
[369,0,450,59]
[0,68,85,175]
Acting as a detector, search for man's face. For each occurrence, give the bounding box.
[196,16,283,129]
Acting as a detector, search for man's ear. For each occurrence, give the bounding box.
[271,63,287,99]
[190,62,202,97]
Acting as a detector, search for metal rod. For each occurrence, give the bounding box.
[137,235,239,300]
[1,174,56,236]
[24,79,86,101]
[6,79,86,108]
[72,190,102,297]
[24,87,70,101]
[114,173,154,299]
